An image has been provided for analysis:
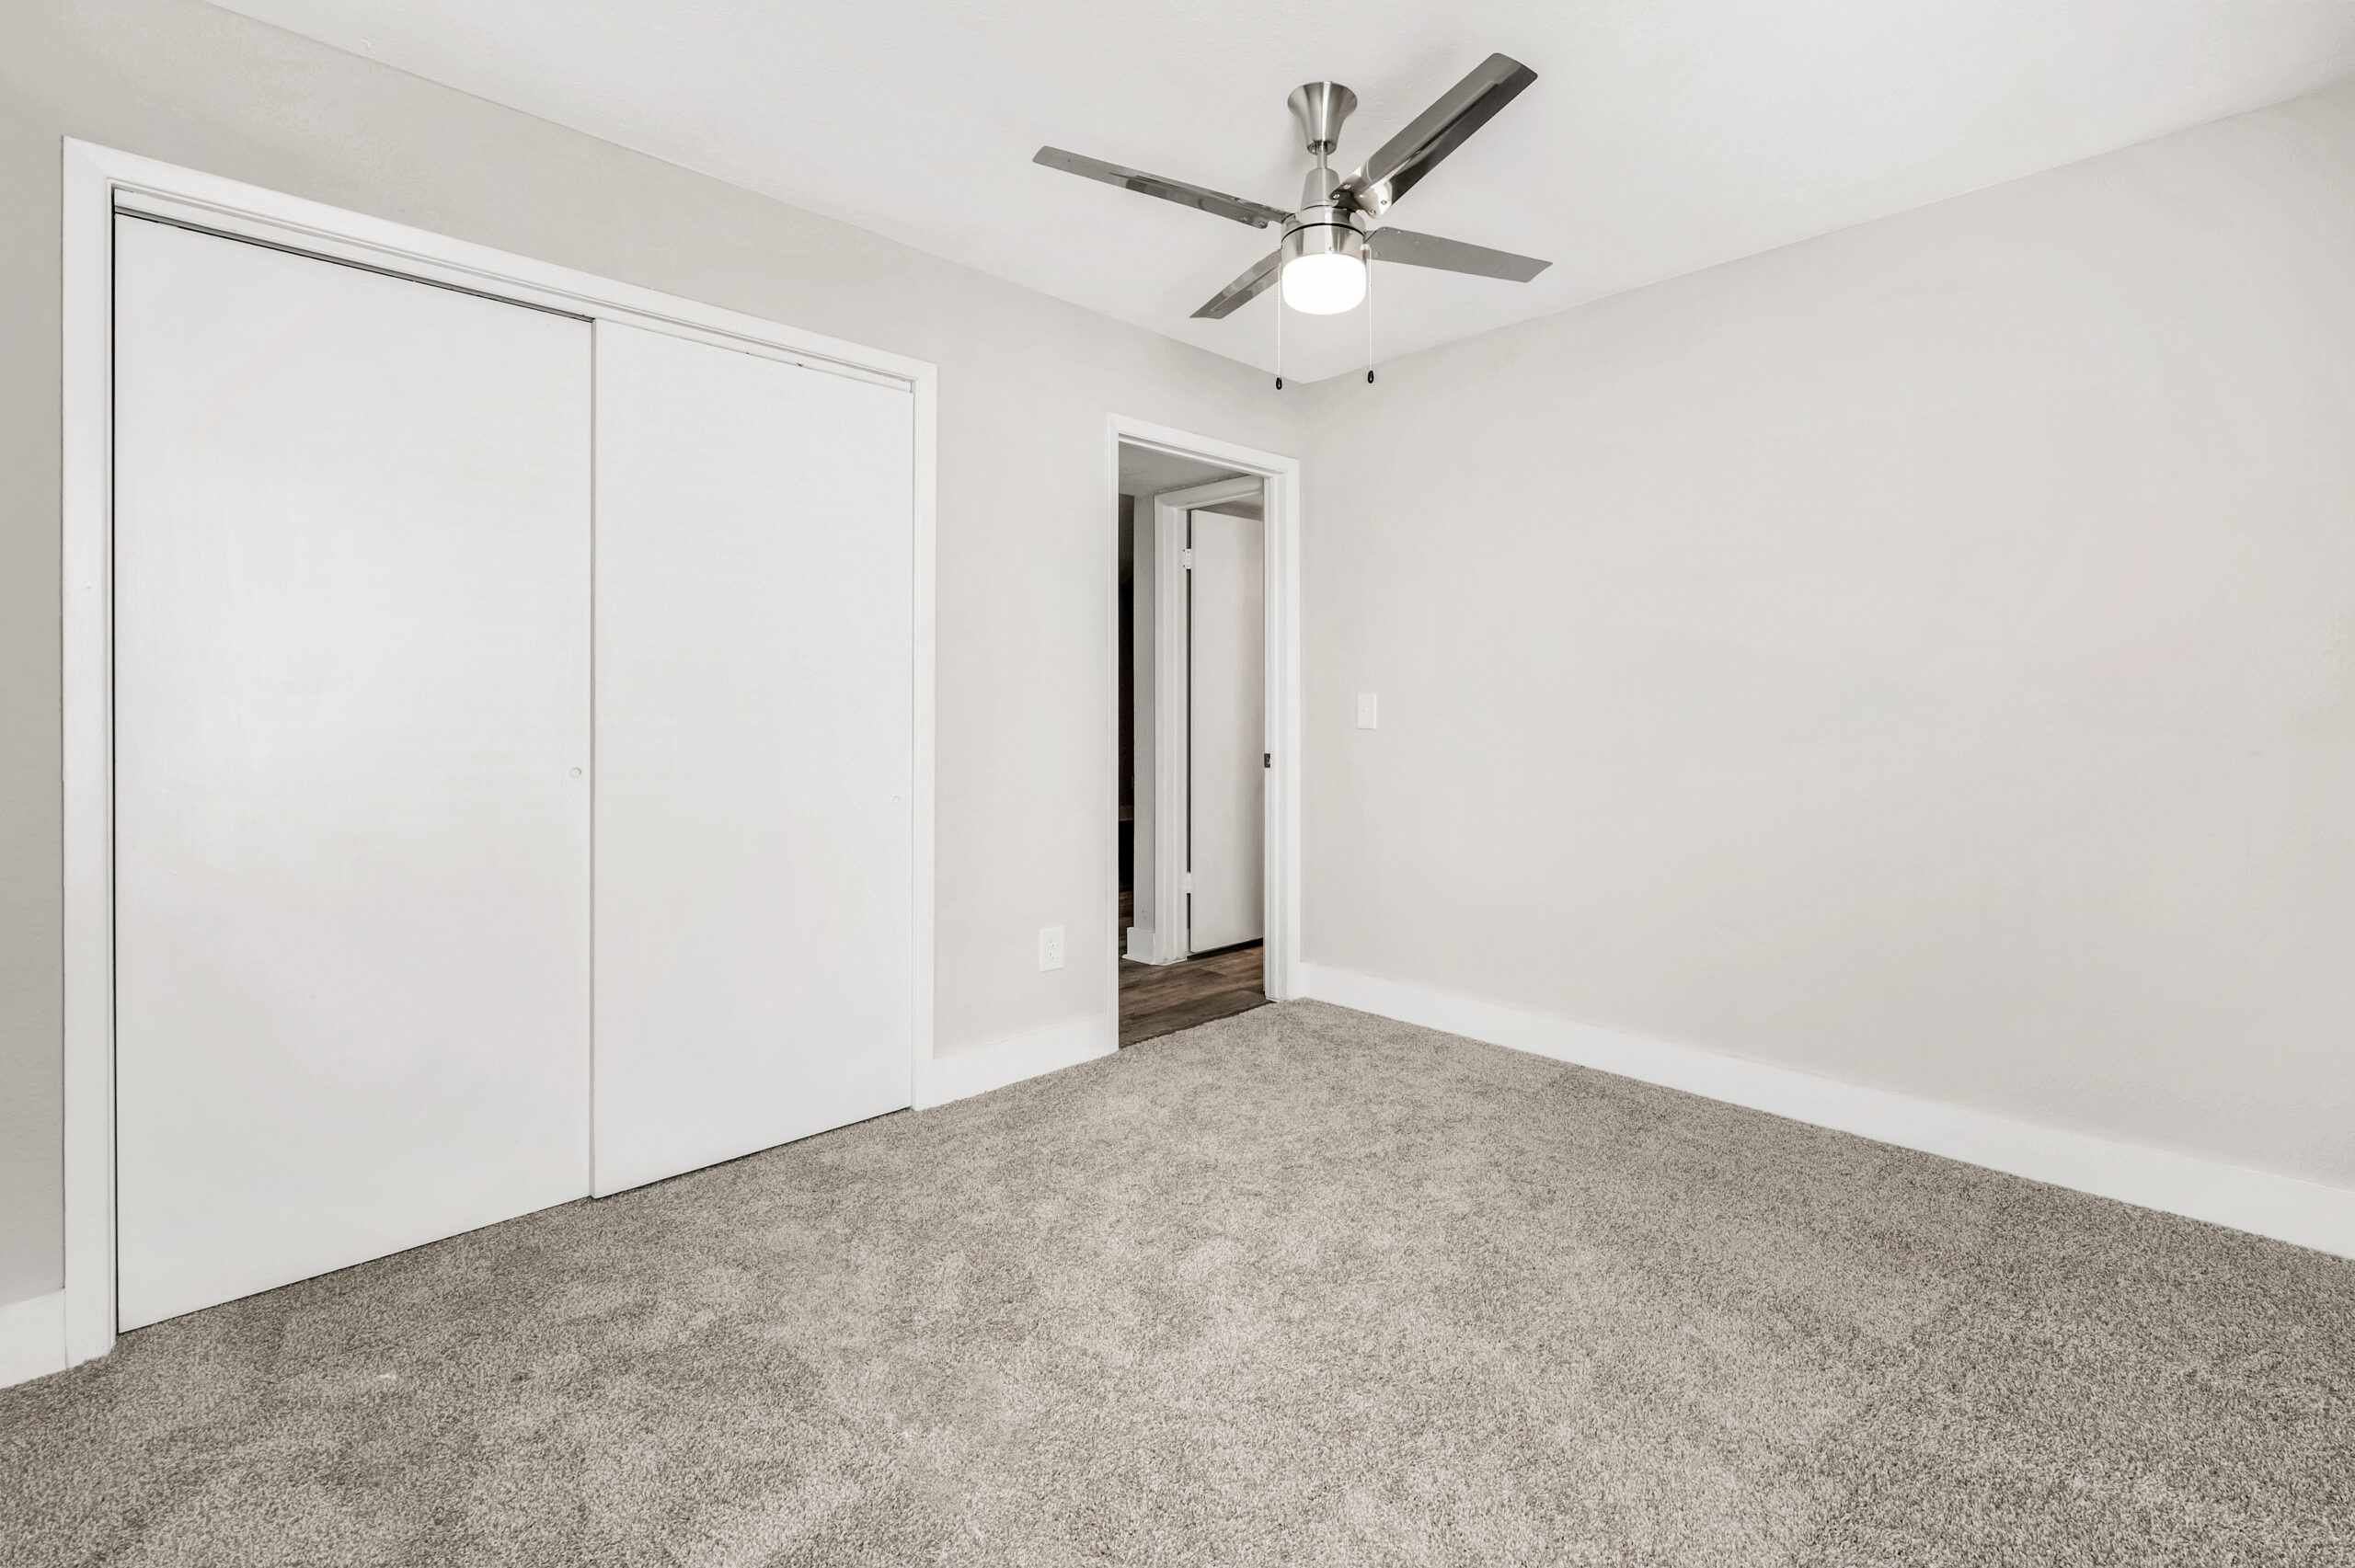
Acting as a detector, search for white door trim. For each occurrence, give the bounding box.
[1147,476,1264,966]
[60,140,939,1372]
[1106,418,1303,1022]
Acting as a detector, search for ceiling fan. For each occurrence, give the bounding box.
[1035,52,1551,366]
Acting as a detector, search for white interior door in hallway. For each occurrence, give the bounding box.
[1187,506,1266,954]
[112,216,594,1331]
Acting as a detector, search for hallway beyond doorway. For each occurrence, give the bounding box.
[1119,891,1265,1047]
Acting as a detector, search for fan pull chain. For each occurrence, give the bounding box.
[1274,283,1284,391]
[1366,253,1376,383]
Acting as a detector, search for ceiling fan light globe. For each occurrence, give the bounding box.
[1282,252,1366,315]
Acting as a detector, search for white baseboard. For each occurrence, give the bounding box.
[1296,963,2355,1262]
[915,1011,1116,1110]
[0,1289,67,1390]
[1124,925,1156,963]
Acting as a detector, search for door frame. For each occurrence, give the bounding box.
[60,140,938,1371]
[1106,419,1303,1022]
[1145,476,1266,966]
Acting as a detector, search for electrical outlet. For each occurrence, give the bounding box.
[1356,692,1379,729]
[1038,924,1065,971]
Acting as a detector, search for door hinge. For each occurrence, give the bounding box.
[1263,752,1271,769]
[1180,548,1195,569]
[1183,871,1194,892]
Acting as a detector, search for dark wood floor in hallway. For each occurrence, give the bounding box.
[1121,944,1267,1047]
[1119,891,1268,1047]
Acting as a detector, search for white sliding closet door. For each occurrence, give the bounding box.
[1188,508,1266,954]
[592,324,915,1196]
[113,217,594,1330]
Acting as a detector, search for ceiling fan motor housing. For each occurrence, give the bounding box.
[1280,195,1368,271]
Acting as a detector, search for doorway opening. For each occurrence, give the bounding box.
[1118,442,1269,1047]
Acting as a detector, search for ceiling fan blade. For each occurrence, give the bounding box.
[1369,227,1551,282]
[1034,148,1290,229]
[1338,53,1537,219]
[1191,250,1282,319]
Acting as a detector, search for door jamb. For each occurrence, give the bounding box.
[61,140,939,1373]
[1106,418,1303,1031]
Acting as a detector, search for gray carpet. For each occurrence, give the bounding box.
[4,1001,2351,1566]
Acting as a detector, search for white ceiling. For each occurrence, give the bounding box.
[214,0,2355,383]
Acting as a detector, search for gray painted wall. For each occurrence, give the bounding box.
[0,0,1295,1307]
[1295,79,2355,1193]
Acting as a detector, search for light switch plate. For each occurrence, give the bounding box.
[1356,692,1378,729]
[1039,924,1065,971]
